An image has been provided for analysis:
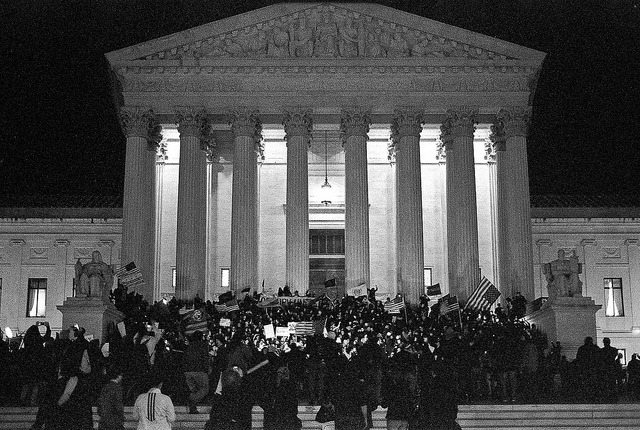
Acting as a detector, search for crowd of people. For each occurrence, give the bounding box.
[0,285,636,430]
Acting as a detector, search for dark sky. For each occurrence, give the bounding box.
[2,0,639,198]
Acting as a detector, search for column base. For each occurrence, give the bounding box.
[527,296,601,360]
[57,297,124,343]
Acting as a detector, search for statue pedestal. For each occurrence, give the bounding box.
[57,297,123,343]
[527,296,601,360]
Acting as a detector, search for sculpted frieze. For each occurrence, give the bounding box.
[122,73,529,94]
[136,5,512,62]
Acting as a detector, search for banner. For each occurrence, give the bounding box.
[426,283,442,296]
[276,327,290,337]
[219,318,231,327]
[264,324,275,339]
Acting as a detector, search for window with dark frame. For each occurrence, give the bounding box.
[604,278,624,317]
[309,229,345,255]
[26,278,47,318]
[172,267,177,289]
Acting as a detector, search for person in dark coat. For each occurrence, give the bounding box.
[328,357,368,430]
[205,368,253,430]
[97,365,125,430]
[262,365,302,430]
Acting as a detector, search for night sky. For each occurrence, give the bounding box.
[2,0,639,199]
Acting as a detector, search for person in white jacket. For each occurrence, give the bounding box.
[133,374,175,430]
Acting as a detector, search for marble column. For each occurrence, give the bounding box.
[229,108,262,293]
[441,108,480,301]
[498,107,534,300]
[341,108,371,290]
[175,108,212,300]
[154,141,167,301]
[390,108,425,304]
[119,107,162,300]
[626,240,640,330]
[283,109,312,293]
[489,123,510,298]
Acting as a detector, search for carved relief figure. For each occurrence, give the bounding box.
[314,12,338,56]
[387,32,409,57]
[543,250,583,301]
[223,38,244,56]
[411,35,446,57]
[74,250,115,302]
[246,30,268,56]
[289,16,314,57]
[366,28,386,57]
[268,26,290,57]
[337,17,361,57]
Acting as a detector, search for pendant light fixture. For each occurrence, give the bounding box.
[320,131,332,205]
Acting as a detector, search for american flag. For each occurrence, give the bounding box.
[294,319,326,336]
[439,294,460,316]
[465,276,501,312]
[115,262,144,288]
[215,299,240,313]
[384,296,405,314]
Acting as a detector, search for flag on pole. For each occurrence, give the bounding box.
[426,283,442,296]
[324,278,337,288]
[384,296,405,314]
[439,294,460,316]
[183,308,209,336]
[225,299,240,312]
[346,284,367,298]
[115,262,145,288]
[294,319,326,336]
[465,276,501,312]
[215,303,228,313]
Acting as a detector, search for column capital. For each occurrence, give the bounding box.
[157,139,168,162]
[340,107,371,145]
[282,108,313,143]
[175,107,216,153]
[496,107,531,139]
[390,107,424,147]
[435,138,446,163]
[228,107,263,156]
[119,107,163,150]
[440,107,478,143]
[625,239,639,247]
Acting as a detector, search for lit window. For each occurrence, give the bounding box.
[26,278,47,318]
[604,278,624,317]
[172,267,176,288]
[424,268,433,288]
[221,268,230,288]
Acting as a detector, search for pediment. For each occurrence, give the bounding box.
[106,3,545,66]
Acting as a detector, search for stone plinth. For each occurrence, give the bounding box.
[527,296,601,360]
[57,297,123,343]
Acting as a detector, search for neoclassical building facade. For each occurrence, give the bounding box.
[3,3,640,356]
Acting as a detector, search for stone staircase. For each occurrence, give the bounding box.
[2,404,640,430]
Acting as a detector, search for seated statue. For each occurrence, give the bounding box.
[74,250,114,303]
[543,249,583,301]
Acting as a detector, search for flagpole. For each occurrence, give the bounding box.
[403,296,408,325]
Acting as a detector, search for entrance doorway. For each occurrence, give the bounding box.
[309,229,345,295]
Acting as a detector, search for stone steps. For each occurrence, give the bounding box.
[3,404,640,430]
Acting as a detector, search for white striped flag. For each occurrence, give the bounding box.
[115,262,145,288]
[214,303,228,313]
[439,294,460,316]
[224,299,240,312]
[294,319,326,336]
[465,276,501,312]
[384,296,405,314]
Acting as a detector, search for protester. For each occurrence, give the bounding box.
[132,372,175,430]
[183,330,210,413]
[98,365,125,430]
